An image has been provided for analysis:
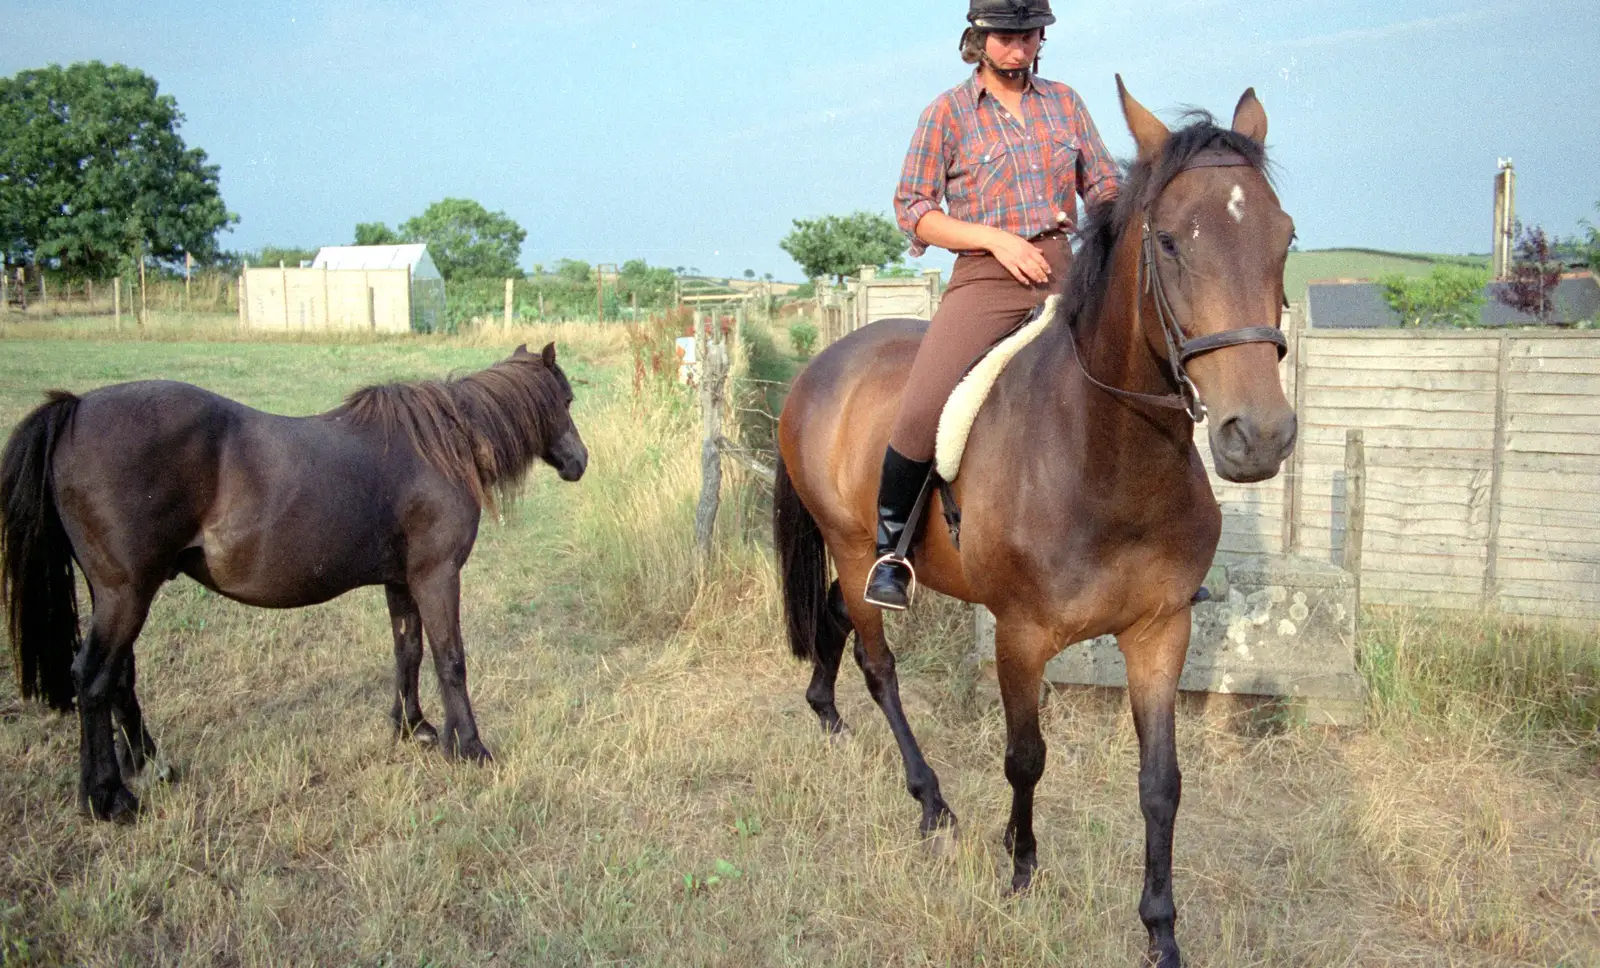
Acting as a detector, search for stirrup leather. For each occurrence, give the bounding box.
[863,553,918,611]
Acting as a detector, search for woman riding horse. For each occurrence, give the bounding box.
[868,0,1122,610]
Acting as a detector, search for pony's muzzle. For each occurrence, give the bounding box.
[1210,409,1296,483]
[549,431,588,482]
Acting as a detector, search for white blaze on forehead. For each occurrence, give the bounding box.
[1227,185,1246,223]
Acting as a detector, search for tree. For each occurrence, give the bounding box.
[0,61,237,275]
[555,259,591,284]
[397,198,525,280]
[743,268,755,280]
[354,222,403,246]
[1581,202,1600,274]
[1378,265,1490,328]
[1495,224,1564,323]
[779,211,907,284]
[617,258,676,307]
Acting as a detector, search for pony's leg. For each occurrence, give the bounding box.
[412,568,491,763]
[804,580,854,735]
[993,618,1053,893]
[74,587,153,822]
[385,583,437,744]
[1119,612,1190,968]
[836,556,955,838]
[110,651,169,783]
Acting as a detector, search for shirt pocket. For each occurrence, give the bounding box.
[1049,128,1081,205]
[955,139,1012,220]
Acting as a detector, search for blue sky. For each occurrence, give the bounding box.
[3,0,1596,280]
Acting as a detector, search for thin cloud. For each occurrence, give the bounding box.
[1282,5,1510,48]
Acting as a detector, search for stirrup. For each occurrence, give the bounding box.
[863,553,917,611]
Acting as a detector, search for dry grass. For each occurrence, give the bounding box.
[1,328,1597,966]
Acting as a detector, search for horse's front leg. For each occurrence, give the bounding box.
[992,617,1053,893]
[411,567,491,763]
[1119,610,1191,968]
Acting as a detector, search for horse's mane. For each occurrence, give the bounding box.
[1057,111,1272,335]
[341,357,567,511]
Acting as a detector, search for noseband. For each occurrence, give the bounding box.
[1067,150,1288,423]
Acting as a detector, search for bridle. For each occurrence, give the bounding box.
[1066,150,1288,423]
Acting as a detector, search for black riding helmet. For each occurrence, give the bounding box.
[961,0,1054,80]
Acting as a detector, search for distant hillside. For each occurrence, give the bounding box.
[1285,249,1491,306]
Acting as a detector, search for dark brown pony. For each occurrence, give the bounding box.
[773,82,1296,966]
[1,343,587,823]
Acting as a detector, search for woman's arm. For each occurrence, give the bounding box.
[914,211,1052,285]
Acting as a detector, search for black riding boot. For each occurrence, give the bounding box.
[863,446,935,611]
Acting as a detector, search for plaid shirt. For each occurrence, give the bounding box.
[895,71,1121,257]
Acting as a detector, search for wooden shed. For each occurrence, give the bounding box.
[239,244,446,333]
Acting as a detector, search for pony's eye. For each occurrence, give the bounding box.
[1157,231,1180,257]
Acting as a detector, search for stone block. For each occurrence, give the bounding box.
[972,555,1366,725]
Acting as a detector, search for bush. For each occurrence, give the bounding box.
[788,321,818,358]
[1378,264,1489,327]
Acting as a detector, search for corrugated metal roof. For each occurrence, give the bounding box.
[312,244,431,272]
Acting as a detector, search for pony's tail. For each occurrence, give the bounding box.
[0,391,81,712]
[774,453,832,664]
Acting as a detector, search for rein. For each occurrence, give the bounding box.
[1065,150,1287,423]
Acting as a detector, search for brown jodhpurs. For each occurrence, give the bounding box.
[888,234,1073,461]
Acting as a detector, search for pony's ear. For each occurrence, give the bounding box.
[512,343,532,358]
[540,342,557,366]
[1231,87,1268,144]
[1117,74,1169,164]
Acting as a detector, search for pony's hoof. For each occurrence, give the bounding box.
[826,721,853,744]
[146,759,178,785]
[404,720,439,745]
[87,786,142,824]
[447,736,493,764]
[923,822,960,859]
[1006,869,1035,896]
[1144,947,1182,968]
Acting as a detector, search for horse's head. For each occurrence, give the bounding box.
[1119,79,1298,483]
[512,342,588,482]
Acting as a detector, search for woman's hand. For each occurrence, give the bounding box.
[984,230,1052,286]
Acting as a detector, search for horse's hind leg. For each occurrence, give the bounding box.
[411,567,491,763]
[804,581,854,735]
[74,585,154,822]
[385,583,437,745]
[993,618,1053,893]
[110,651,172,784]
[836,556,956,840]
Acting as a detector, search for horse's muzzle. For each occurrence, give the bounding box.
[1209,409,1296,483]
[549,432,588,482]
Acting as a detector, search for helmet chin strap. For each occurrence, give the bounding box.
[981,52,1031,81]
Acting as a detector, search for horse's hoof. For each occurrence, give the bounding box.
[147,759,178,785]
[826,721,853,744]
[409,721,439,745]
[1006,870,1035,896]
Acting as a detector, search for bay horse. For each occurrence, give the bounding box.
[1,342,587,823]
[773,81,1296,966]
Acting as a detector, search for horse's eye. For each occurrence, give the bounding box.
[1157,231,1180,258]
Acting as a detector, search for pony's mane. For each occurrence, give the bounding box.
[1057,111,1272,334]
[342,357,567,511]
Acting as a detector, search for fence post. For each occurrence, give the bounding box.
[1,257,8,310]
[1280,306,1303,553]
[185,251,192,310]
[504,278,514,329]
[1483,333,1511,607]
[694,308,725,570]
[238,264,249,331]
[139,254,148,329]
[1287,305,1309,554]
[1342,429,1365,632]
[114,276,122,331]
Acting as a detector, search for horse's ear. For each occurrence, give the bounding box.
[540,342,557,366]
[512,343,531,358]
[1117,74,1169,164]
[1231,87,1268,144]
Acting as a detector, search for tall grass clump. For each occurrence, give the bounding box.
[1360,607,1600,747]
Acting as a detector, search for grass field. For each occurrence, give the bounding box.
[1282,249,1492,307]
[0,315,1596,966]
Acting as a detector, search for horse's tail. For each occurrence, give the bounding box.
[774,452,833,664]
[0,391,82,712]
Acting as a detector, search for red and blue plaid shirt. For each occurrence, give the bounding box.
[895,71,1121,257]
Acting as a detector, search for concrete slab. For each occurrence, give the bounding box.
[972,556,1367,725]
